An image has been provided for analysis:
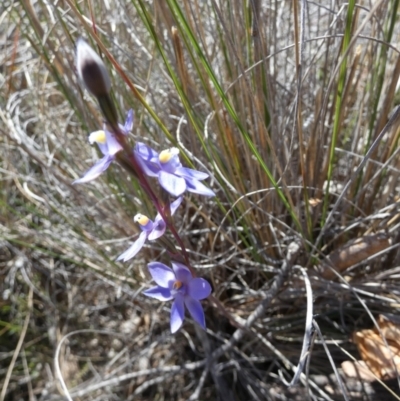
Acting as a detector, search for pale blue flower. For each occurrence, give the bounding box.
[117,196,183,262]
[134,142,215,197]
[74,110,133,184]
[143,261,211,333]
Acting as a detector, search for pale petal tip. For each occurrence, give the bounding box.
[76,37,111,97]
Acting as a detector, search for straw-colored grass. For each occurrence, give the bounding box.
[1,0,400,399]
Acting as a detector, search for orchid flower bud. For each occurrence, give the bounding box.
[76,37,111,97]
[75,38,119,128]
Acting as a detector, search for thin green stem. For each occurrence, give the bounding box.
[321,0,356,226]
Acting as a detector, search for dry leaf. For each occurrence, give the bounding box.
[377,314,400,344]
[309,198,322,207]
[341,360,377,382]
[318,233,391,279]
[352,315,400,381]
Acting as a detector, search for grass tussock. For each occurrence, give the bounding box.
[1,0,400,400]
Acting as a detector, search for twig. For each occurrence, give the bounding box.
[132,375,171,397]
[0,287,33,401]
[286,265,314,387]
[188,367,209,401]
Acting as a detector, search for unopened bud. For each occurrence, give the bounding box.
[76,38,111,97]
[76,38,119,129]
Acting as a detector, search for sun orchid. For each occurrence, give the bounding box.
[143,261,211,333]
[73,110,133,184]
[134,142,215,197]
[117,197,183,262]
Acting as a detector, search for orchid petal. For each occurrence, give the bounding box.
[172,262,193,284]
[135,142,159,162]
[175,167,209,180]
[148,219,166,241]
[117,231,148,261]
[143,286,173,301]
[135,153,159,177]
[170,196,183,215]
[73,156,113,184]
[147,262,175,288]
[104,131,123,156]
[185,178,215,197]
[150,195,182,240]
[184,297,206,329]
[158,171,186,196]
[170,294,185,333]
[187,278,212,300]
[134,143,160,177]
[123,109,134,133]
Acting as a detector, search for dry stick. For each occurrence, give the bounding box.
[188,367,209,401]
[132,375,172,397]
[304,329,318,400]
[285,265,314,387]
[211,241,301,359]
[0,287,33,401]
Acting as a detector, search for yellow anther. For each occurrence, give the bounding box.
[89,130,107,144]
[159,147,179,163]
[173,280,183,290]
[134,214,150,226]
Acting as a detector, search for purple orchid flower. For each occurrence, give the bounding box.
[143,261,211,333]
[73,110,133,184]
[134,142,215,197]
[117,196,183,262]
